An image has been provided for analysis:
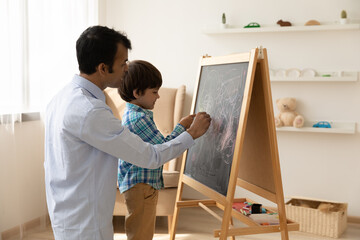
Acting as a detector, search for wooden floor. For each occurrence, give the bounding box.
[14,207,360,240]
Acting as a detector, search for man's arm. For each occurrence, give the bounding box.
[81,109,211,169]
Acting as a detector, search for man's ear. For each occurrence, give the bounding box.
[97,63,107,75]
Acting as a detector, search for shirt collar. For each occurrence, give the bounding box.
[72,74,106,102]
[126,102,153,118]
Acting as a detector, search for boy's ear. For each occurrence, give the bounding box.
[133,89,140,99]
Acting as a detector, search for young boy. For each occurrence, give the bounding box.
[117,60,195,240]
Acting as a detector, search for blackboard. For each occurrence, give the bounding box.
[184,62,249,195]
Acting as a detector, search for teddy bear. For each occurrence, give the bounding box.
[275,97,304,128]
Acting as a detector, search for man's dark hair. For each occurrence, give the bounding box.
[118,60,162,102]
[76,26,132,74]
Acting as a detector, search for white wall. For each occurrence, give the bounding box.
[0,121,47,233]
[104,0,360,216]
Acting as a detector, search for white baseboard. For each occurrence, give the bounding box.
[1,214,49,240]
[348,215,360,224]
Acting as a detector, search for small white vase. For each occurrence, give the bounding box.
[221,23,228,29]
[340,18,348,24]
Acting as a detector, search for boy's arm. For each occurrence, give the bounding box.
[163,114,197,142]
[132,115,181,144]
[166,123,186,141]
[179,114,196,129]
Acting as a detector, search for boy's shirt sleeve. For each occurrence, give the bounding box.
[132,114,185,145]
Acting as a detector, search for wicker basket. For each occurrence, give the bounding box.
[285,197,347,238]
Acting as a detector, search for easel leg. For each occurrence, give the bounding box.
[230,217,235,240]
[280,229,289,240]
[219,204,232,240]
[279,211,289,240]
[170,207,180,240]
[170,182,184,240]
[167,215,173,234]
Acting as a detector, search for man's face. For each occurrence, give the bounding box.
[105,43,129,88]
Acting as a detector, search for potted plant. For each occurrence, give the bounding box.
[340,10,347,24]
[222,13,228,28]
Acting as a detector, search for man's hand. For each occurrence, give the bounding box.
[186,112,211,139]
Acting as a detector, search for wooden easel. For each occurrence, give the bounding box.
[170,47,299,239]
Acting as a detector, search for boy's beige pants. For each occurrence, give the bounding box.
[123,183,159,240]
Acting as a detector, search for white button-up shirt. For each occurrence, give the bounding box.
[44,75,194,240]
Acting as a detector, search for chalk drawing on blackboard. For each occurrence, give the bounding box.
[184,62,249,195]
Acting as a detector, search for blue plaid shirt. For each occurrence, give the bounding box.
[118,103,186,193]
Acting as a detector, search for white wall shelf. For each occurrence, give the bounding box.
[203,23,360,34]
[271,72,358,82]
[276,121,356,134]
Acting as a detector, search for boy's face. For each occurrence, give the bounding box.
[133,88,160,110]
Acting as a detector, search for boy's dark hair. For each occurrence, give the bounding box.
[76,25,132,74]
[118,60,162,102]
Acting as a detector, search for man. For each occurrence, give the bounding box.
[44,26,211,240]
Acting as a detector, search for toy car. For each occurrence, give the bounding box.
[244,22,260,28]
[312,121,332,128]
